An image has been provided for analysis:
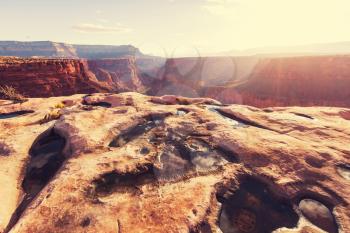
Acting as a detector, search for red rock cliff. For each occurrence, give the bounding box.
[233,56,350,107]
[154,55,350,107]
[87,58,144,92]
[0,57,111,98]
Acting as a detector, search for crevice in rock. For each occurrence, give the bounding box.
[215,109,275,132]
[82,101,112,108]
[0,110,34,119]
[4,128,67,233]
[336,163,350,180]
[89,164,155,198]
[262,108,274,113]
[109,114,168,147]
[292,112,314,120]
[217,176,299,233]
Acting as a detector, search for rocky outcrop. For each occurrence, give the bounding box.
[87,58,144,92]
[0,92,349,233]
[153,55,350,108]
[0,57,111,98]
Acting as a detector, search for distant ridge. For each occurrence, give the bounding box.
[0,41,143,59]
[216,41,350,57]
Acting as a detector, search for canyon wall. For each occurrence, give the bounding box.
[0,57,147,98]
[1,55,350,107]
[233,56,350,107]
[0,57,111,98]
[152,55,350,107]
[87,58,144,92]
[149,56,260,97]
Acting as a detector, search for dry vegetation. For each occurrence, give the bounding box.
[0,85,27,103]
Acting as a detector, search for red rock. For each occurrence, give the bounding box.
[0,57,146,98]
[87,58,144,92]
[152,55,350,108]
[0,57,111,98]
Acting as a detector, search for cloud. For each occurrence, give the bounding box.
[205,0,234,3]
[202,0,239,15]
[72,23,132,34]
[96,18,109,23]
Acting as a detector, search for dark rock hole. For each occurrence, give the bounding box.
[91,165,155,197]
[83,101,112,108]
[109,114,166,147]
[4,129,66,233]
[217,177,299,233]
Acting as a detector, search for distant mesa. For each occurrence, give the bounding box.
[0,41,143,59]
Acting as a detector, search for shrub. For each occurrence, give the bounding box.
[40,109,62,124]
[0,85,27,103]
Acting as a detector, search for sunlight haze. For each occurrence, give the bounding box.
[1,0,350,56]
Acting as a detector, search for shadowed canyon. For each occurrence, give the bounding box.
[1,53,350,108]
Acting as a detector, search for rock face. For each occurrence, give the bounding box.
[152,55,350,108]
[234,56,350,107]
[0,92,349,233]
[0,57,112,98]
[0,57,147,98]
[87,58,144,92]
[150,57,259,97]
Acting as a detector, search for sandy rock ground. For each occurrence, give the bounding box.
[0,93,349,233]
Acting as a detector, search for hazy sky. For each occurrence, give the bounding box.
[1,0,350,56]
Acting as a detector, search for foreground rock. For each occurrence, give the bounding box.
[0,93,349,233]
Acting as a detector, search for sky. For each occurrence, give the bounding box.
[1,0,350,56]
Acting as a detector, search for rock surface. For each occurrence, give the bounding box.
[0,93,349,233]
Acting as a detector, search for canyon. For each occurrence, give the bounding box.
[1,53,350,108]
[151,55,350,107]
[0,57,148,97]
[0,92,349,233]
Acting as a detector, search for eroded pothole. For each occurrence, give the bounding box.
[299,199,338,233]
[109,114,167,147]
[217,177,299,233]
[5,129,67,232]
